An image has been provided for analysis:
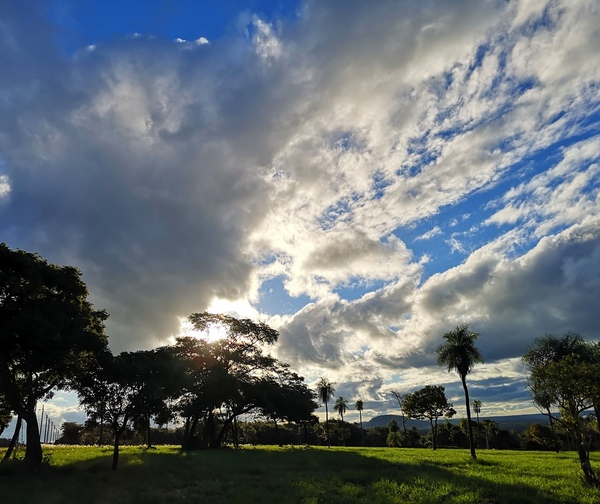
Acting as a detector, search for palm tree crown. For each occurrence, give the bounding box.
[334,396,349,422]
[436,324,483,378]
[316,378,335,406]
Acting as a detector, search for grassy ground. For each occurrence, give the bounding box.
[1,445,600,504]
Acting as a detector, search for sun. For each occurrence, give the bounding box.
[178,318,228,343]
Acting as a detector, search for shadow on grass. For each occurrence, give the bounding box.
[0,446,588,504]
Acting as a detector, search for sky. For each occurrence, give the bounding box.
[1,0,600,429]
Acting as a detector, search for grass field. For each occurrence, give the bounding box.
[1,445,600,504]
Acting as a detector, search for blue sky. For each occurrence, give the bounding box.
[1,0,600,428]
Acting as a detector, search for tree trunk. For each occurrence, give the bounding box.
[99,414,105,445]
[112,430,121,470]
[3,415,22,461]
[215,419,230,448]
[146,416,152,449]
[23,408,43,467]
[461,375,477,460]
[430,418,437,450]
[205,411,218,449]
[574,430,599,487]
[546,408,559,454]
[325,402,330,448]
[359,411,364,446]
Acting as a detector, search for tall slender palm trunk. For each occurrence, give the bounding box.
[325,402,330,447]
[461,375,476,460]
[359,410,364,445]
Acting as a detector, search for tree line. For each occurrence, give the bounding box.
[315,325,600,487]
[1,243,599,486]
[0,244,317,469]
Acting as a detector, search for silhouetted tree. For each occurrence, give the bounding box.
[0,243,108,467]
[472,400,481,423]
[481,419,499,449]
[436,324,483,459]
[77,351,159,469]
[390,391,408,434]
[355,399,364,445]
[57,422,83,445]
[175,313,315,450]
[316,378,335,447]
[334,397,349,422]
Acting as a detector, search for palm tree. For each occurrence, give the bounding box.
[436,324,484,459]
[335,397,349,422]
[316,378,335,447]
[481,419,499,450]
[355,399,364,445]
[472,399,481,423]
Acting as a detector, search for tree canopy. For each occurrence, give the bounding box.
[0,243,108,466]
[523,333,600,487]
[172,313,316,451]
[403,385,455,450]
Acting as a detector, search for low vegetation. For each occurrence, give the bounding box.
[1,445,600,504]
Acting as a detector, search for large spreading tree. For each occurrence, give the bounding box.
[403,385,455,450]
[174,312,316,450]
[523,333,600,487]
[0,243,108,467]
[76,347,180,469]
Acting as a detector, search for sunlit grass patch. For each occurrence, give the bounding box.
[1,445,600,503]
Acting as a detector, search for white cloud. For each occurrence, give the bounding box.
[0,174,9,198]
[1,0,599,417]
[416,226,442,241]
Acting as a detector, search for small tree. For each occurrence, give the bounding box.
[436,324,483,459]
[472,400,481,423]
[390,391,408,434]
[481,419,499,450]
[57,422,83,445]
[386,419,402,447]
[403,385,455,450]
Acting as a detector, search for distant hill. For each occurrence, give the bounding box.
[364,413,549,433]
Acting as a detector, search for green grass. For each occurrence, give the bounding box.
[1,445,599,503]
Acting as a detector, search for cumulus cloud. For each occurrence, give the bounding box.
[1,0,599,418]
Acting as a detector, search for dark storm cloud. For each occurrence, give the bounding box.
[0,2,286,349]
